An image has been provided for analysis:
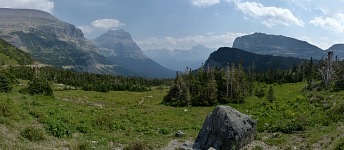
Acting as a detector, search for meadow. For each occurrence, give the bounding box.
[1,81,344,149]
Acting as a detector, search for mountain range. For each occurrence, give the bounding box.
[143,45,215,71]
[0,8,174,78]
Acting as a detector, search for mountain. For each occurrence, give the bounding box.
[203,47,306,72]
[0,8,116,74]
[327,44,344,59]
[92,30,175,78]
[0,38,34,65]
[143,45,215,71]
[233,32,326,59]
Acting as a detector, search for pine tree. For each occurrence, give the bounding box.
[267,86,274,103]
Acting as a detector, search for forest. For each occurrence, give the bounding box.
[164,52,344,107]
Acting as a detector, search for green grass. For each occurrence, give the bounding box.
[0,81,344,149]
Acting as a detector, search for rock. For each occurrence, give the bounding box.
[175,130,185,137]
[194,106,257,150]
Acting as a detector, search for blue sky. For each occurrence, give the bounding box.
[1,0,344,50]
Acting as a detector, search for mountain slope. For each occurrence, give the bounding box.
[204,47,306,72]
[0,38,34,65]
[0,8,115,73]
[327,44,344,59]
[233,33,326,59]
[93,30,175,78]
[143,45,215,71]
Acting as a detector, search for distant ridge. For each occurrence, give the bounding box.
[233,32,326,59]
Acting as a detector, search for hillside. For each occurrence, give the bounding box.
[93,30,175,78]
[0,38,34,65]
[233,32,326,59]
[327,44,344,59]
[143,45,215,71]
[203,47,306,72]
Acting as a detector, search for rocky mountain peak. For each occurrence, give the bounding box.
[103,29,132,40]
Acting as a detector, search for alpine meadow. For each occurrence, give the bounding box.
[1,1,344,150]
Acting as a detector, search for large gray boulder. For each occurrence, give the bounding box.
[194,106,256,150]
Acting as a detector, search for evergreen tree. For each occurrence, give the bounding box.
[267,86,274,103]
[0,69,16,93]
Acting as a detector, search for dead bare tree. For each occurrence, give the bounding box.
[319,51,335,87]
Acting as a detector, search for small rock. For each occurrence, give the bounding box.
[175,130,185,137]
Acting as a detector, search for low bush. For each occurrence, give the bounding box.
[20,126,46,141]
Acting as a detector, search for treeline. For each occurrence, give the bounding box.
[256,57,317,84]
[9,66,172,92]
[164,52,344,107]
[163,63,255,107]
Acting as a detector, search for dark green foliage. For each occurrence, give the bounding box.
[255,86,265,98]
[10,66,171,93]
[45,121,72,138]
[20,126,46,141]
[26,76,53,96]
[0,69,16,93]
[0,38,34,65]
[164,64,253,106]
[267,86,274,103]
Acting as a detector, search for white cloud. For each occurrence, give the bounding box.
[78,19,125,35]
[0,0,54,13]
[136,32,245,50]
[234,0,304,27]
[190,0,220,7]
[310,13,344,33]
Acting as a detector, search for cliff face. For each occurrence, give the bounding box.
[233,33,326,59]
[93,29,147,59]
[0,8,113,73]
[93,30,175,78]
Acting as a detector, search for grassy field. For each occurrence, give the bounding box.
[1,81,344,149]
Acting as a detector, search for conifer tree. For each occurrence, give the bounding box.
[267,86,274,103]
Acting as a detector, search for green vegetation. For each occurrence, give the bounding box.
[0,38,34,65]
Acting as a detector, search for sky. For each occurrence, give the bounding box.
[1,0,344,50]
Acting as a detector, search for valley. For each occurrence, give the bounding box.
[0,2,344,149]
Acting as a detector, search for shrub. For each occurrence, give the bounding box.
[124,139,149,150]
[20,126,46,141]
[334,138,344,150]
[25,76,53,96]
[45,121,72,138]
[0,69,16,93]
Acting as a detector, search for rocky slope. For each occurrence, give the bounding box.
[143,44,215,71]
[0,8,115,74]
[233,32,326,59]
[93,30,175,78]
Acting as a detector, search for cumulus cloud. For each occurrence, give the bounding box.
[136,32,245,50]
[78,19,125,34]
[0,0,54,13]
[234,0,304,27]
[190,0,220,7]
[310,13,344,33]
